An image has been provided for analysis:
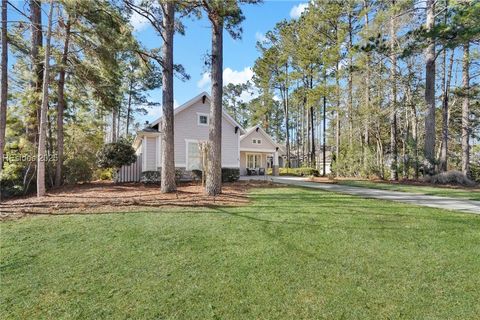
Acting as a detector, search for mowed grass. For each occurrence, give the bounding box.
[1,187,480,319]
[338,180,480,201]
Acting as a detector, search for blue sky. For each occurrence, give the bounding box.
[132,1,309,122]
[6,1,308,123]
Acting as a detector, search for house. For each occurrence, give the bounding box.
[239,125,283,176]
[118,92,283,182]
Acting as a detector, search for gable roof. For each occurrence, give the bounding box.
[150,92,245,134]
[240,125,280,150]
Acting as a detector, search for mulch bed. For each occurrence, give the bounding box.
[0,180,281,221]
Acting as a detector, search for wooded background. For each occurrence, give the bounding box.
[0,0,478,197]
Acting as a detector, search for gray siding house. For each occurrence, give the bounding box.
[123,92,283,181]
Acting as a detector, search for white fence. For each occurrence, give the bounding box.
[116,154,142,183]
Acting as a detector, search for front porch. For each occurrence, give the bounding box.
[240,150,280,176]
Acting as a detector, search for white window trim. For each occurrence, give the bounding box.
[197,112,209,126]
[246,153,262,169]
[252,139,262,145]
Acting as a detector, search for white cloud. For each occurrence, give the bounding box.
[197,67,254,89]
[223,67,254,86]
[130,11,149,32]
[197,67,256,102]
[197,72,211,89]
[255,31,267,43]
[290,3,308,19]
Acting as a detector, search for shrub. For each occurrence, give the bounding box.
[141,171,161,184]
[97,169,113,181]
[222,168,240,182]
[424,170,476,187]
[191,169,203,181]
[64,158,93,184]
[470,162,480,183]
[279,167,319,177]
[97,142,136,170]
[175,169,184,182]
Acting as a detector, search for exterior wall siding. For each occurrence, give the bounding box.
[144,137,157,171]
[240,130,277,151]
[173,100,240,168]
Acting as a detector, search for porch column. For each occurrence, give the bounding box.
[273,150,279,176]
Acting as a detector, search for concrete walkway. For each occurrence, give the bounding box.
[240,176,480,214]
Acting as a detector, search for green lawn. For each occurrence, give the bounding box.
[1,187,480,319]
[337,180,480,201]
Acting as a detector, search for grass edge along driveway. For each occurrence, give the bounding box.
[336,180,480,201]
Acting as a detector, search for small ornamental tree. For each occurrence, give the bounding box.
[96,142,137,173]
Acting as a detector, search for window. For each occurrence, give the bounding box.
[187,141,202,170]
[197,113,209,126]
[247,154,262,168]
[252,139,262,145]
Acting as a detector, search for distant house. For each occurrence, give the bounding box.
[118,92,284,182]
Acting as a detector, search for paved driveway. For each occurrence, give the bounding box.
[240,176,480,214]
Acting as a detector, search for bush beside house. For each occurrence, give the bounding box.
[279,167,320,177]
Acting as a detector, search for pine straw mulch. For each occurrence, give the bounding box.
[0,180,282,221]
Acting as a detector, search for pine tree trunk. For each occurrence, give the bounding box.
[411,101,419,179]
[111,108,117,143]
[295,103,300,166]
[322,94,326,176]
[335,61,340,167]
[126,78,133,135]
[461,42,470,176]
[206,15,223,196]
[390,5,398,181]
[363,0,370,170]
[37,0,54,197]
[424,0,436,173]
[55,16,71,187]
[284,64,290,168]
[160,1,176,193]
[29,0,43,146]
[310,106,315,167]
[439,49,454,172]
[0,0,7,177]
[347,13,353,147]
[305,95,310,166]
[117,107,121,139]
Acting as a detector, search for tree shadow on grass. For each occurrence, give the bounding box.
[212,206,476,231]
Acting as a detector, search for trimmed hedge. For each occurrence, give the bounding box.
[141,171,161,184]
[222,168,240,182]
[279,167,320,177]
[140,168,240,183]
